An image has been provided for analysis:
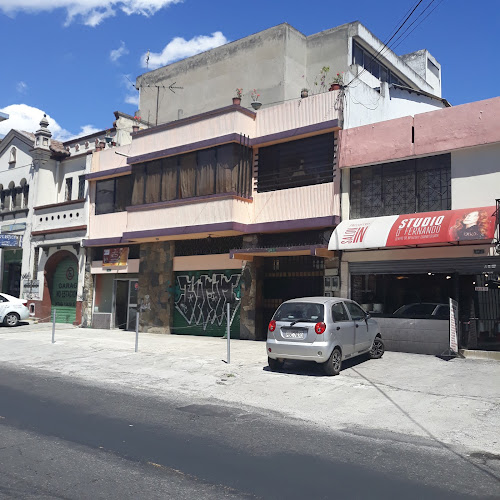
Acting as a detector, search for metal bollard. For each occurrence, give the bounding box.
[226,302,230,364]
[52,309,56,344]
[135,311,139,352]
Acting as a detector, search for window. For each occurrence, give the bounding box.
[350,154,451,219]
[9,147,16,164]
[345,301,366,321]
[352,41,408,87]
[95,176,133,215]
[273,302,324,322]
[331,302,350,322]
[130,143,252,206]
[65,178,73,201]
[78,176,85,200]
[257,133,335,192]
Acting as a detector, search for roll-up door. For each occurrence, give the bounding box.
[349,257,500,275]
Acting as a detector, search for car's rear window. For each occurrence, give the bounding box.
[273,302,324,323]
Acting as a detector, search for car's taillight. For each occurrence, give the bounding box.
[315,322,326,334]
[22,302,28,308]
[268,320,276,332]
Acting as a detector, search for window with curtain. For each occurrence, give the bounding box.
[145,160,162,204]
[161,156,178,201]
[130,143,252,205]
[197,148,216,196]
[131,165,145,206]
[179,152,197,199]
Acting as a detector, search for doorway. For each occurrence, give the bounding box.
[114,279,138,330]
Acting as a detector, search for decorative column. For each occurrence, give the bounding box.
[138,241,175,333]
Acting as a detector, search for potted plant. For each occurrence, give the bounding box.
[329,72,344,91]
[233,88,243,106]
[301,88,309,98]
[132,115,141,133]
[250,89,262,110]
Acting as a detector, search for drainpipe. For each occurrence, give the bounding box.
[55,160,60,203]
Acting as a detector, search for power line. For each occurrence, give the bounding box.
[345,0,425,88]
[392,0,445,51]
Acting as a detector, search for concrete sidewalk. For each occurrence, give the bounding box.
[1,322,499,457]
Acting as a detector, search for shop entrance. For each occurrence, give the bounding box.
[458,273,500,351]
[50,257,78,324]
[262,256,324,328]
[114,279,138,330]
[2,250,22,297]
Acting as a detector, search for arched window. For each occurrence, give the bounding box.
[9,147,16,164]
[8,181,16,211]
[20,179,28,208]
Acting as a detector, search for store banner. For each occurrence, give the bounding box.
[449,298,459,352]
[0,234,23,248]
[329,206,496,250]
[102,247,129,267]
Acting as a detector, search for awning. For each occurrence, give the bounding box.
[329,206,496,251]
[230,245,334,261]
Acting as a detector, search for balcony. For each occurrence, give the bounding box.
[32,199,87,236]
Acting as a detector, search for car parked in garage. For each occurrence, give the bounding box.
[266,297,384,375]
[0,293,29,326]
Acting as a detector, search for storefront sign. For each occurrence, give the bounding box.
[449,298,459,352]
[102,247,129,267]
[329,206,496,250]
[0,234,23,248]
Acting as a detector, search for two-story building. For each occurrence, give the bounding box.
[329,97,500,354]
[83,21,449,340]
[0,111,142,325]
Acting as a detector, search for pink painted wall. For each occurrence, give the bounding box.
[414,97,500,156]
[339,116,413,168]
[340,96,500,168]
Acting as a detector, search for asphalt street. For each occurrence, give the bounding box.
[1,365,499,499]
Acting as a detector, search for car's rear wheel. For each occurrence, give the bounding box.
[268,357,284,372]
[4,312,20,327]
[369,336,384,359]
[324,347,342,376]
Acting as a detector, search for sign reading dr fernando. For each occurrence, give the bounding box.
[329,206,496,250]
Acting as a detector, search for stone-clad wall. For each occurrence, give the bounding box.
[138,241,175,333]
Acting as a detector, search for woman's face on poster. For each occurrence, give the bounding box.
[463,211,479,226]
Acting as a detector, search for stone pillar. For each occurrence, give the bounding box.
[138,241,174,333]
[239,234,265,340]
[81,249,94,327]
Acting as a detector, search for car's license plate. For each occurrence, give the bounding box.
[283,330,305,339]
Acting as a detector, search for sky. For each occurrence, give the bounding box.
[0,0,499,141]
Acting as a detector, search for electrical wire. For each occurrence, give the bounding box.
[392,0,445,51]
[345,0,425,88]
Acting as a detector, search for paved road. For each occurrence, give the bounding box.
[1,366,499,499]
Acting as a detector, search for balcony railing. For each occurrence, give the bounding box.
[32,199,87,236]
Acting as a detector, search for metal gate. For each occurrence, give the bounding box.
[51,257,78,324]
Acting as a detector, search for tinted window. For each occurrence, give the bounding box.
[434,305,450,319]
[345,302,366,321]
[394,304,437,317]
[273,302,324,323]
[331,302,350,322]
[95,179,115,215]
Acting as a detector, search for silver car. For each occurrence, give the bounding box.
[266,297,384,376]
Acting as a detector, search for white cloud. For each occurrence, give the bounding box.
[142,31,228,69]
[110,41,129,62]
[0,0,182,27]
[0,104,100,142]
[121,74,140,108]
[16,81,28,94]
[125,94,140,106]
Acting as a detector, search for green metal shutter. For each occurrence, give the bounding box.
[51,257,78,324]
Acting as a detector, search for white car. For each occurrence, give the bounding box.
[266,297,384,375]
[0,293,29,326]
